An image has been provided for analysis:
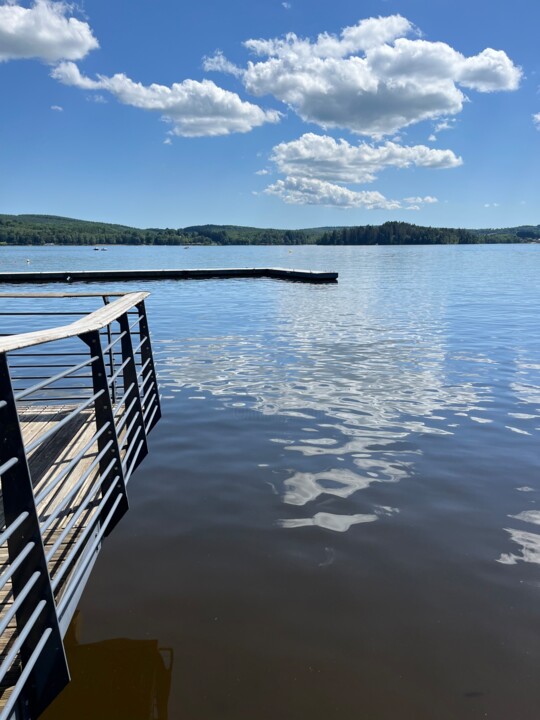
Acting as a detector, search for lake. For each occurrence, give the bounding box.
[2,244,540,719]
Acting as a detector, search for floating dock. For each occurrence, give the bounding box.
[0,268,338,284]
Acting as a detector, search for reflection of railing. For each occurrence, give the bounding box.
[41,613,173,720]
[0,293,161,718]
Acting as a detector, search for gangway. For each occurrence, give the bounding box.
[0,292,161,718]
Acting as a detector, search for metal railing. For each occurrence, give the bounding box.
[0,292,161,718]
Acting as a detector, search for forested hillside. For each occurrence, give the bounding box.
[0,214,535,246]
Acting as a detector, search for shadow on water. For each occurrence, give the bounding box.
[41,613,173,720]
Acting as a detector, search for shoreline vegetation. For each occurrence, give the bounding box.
[0,214,539,247]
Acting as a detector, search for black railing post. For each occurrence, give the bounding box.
[79,330,128,536]
[118,312,148,474]
[137,300,161,431]
[0,353,70,718]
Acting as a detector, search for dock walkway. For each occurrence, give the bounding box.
[0,293,161,718]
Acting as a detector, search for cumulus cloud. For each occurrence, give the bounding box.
[534,113,540,130]
[0,0,98,63]
[264,176,401,209]
[269,133,461,183]
[202,50,243,78]
[52,62,281,137]
[212,15,521,137]
[50,104,63,111]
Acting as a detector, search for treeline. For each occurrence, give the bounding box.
[321,222,488,245]
[0,216,321,246]
[0,215,537,247]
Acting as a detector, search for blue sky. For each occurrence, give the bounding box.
[0,0,538,229]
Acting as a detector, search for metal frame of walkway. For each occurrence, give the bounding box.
[0,293,161,719]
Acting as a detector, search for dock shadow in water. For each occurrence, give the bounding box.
[41,613,173,720]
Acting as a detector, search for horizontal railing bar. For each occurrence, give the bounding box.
[116,398,137,436]
[143,394,157,423]
[136,358,151,380]
[0,626,53,720]
[45,457,116,560]
[51,479,121,593]
[14,357,97,401]
[16,397,93,404]
[0,600,46,686]
[0,293,149,354]
[0,542,35,595]
[57,492,123,619]
[12,375,94,381]
[0,571,40,639]
[0,312,90,316]
[113,383,135,417]
[0,292,129,298]
[121,426,142,471]
[35,422,110,507]
[102,331,127,354]
[26,391,104,454]
[140,370,153,393]
[10,353,92,357]
[14,387,93,393]
[125,439,144,484]
[10,363,93,369]
[0,457,18,476]
[120,415,139,453]
[132,336,147,355]
[41,442,113,535]
[108,357,131,387]
[145,403,159,432]
[0,511,29,548]
[141,381,156,408]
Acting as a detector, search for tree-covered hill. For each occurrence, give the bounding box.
[0,214,536,246]
[0,214,325,246]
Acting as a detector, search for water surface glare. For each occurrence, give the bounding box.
[5,245,540,719]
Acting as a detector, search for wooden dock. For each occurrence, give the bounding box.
[0,267,338,284]
[0,293,161,718]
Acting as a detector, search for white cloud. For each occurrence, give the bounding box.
[255,168,270,175]
[534,113,540,130]
[433,118,455,133]
[484,202,500,208]
[406,205,420,211]
[212,15,521,137]
[270,133,462,183]
[403,195,438,204]
[282,2,291,9]
[202,50,243,78]
[50,104,63,111]
[264,176,401,209]
[163,137,172,145]
[0,0,98,63]
[428,134,437,142]
[52,62,281,137]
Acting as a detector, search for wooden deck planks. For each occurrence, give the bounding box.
[0,401,132,706]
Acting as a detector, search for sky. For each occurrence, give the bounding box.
[0,0,539,230]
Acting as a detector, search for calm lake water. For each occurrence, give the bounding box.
[2,244,540,719]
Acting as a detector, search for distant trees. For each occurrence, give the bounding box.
[0,215,532,247]
[319,222,481,245]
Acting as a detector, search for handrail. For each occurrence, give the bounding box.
[0,292,161,716]
[0,292,149,354]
